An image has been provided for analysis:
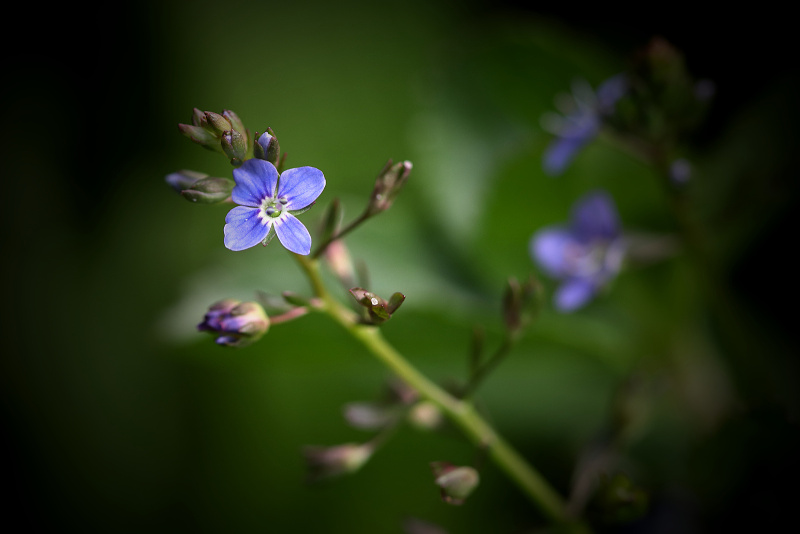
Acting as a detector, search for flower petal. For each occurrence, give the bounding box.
[531,227,574,277]
[277,166,326,210]
[232,159,279,207]
[570,190,620,242]
[542,136,587,176]
[224,206,270,251]
[554,278,596,312]
[274,213,312,255]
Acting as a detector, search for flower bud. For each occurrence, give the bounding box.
[408,401,443,431]
[198,299,269,347]
[502,274,543,332]
[178,124,224,153]
[303,443,373,482]
[222,109,246,136]
[180,177,235,204]
[430,462,479,505]
[324,239,356,288]
[343,402,397,430]
[367,160,412,215]
[165,169,207,192]
[253,129,281,165]
[204,111,232,135]
[221,129,247,166]
[349,288,405,325]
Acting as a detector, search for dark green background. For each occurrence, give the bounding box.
[3,1,798,532]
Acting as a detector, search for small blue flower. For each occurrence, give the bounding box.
[224,158,325,255]
[541,75,627,176]
[530,190,625,312]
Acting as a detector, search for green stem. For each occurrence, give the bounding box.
[293,254,585,529]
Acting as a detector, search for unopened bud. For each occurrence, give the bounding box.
[222,109,246,136]
[367,160,412,215]
[502,274,543,332]
[204,111,232,135]
[180,177,234,204]
[408,401,443,431]
[303,443,373,482]
[221,129,247,166]
[430,462,479,505]
[254,129,281,165]
[198,299,269,347]
[178,123,224,152]
[343,402,397,430]
[325,240,356,288]
[165,169,207,192]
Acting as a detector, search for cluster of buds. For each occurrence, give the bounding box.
[197,299,270,347]
[179,109,249,166]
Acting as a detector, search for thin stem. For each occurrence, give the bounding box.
[311,210,371,260]
[293,254,586,530]
[462,329,521,398]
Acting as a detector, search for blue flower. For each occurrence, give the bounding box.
[542,75,627,176]
[530,190,625,312]
[224,159,325,255]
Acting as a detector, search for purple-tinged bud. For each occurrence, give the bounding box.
[204,111,232,135]
[222,109,246,136]
[253,128,281,165]
[669,158,691,184]
[191,108,208,127]
[180,177,234,204]
[349,288,405,325]
[221,129,247,167]
[324,239,356,288]
[178,124,224,153]
[430,462,479,505]
[303,443,374,482]
[408,401,443,431]
[198,299,269,347]
[367,159,412,215]
[165,169,207,192]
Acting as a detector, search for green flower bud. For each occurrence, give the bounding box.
[430,462,479,505]
[303,443,374,482]
[221,129,247,166]
[367,160,412,215]
[204,111,232,135]
[180,177,234,204]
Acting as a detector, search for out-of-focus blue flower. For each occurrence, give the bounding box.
[530,190,625,312]
[541,75,627,176]
[669,158,692,184]
[224,159,325,255]
[198,299,270,347]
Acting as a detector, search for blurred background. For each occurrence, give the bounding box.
[3,1,798,532]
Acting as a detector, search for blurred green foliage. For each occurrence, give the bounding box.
[2,1,798,533]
